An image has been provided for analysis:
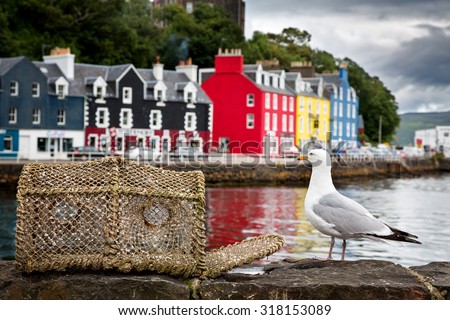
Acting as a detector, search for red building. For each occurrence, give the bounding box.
[200,49,296,155]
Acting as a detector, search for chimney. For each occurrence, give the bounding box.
[290,61,315,78]
[215,48,244,74]
[176,57,198,82]
[153,56,164,81]
[43,47,75,80]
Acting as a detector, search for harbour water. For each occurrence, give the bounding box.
[1,173,450,266]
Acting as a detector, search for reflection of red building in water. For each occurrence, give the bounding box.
[77,58,212,153]
[200,49,296,155]
[206,187,299,250]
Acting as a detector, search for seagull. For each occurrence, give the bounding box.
[301,148,421,261]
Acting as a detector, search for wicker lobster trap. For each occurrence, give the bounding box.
[15,157,284,278]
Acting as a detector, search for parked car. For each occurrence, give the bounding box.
[170,146,204,161]
[401,146,424,158]
[67,146,116,161]
[123,146,162,161]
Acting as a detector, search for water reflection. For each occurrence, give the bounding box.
[206,173,450,266]
[206,186,331,262]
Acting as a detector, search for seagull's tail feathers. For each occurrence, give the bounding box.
[368,225,421,245]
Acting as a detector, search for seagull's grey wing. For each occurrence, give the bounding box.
[312,192,390,236]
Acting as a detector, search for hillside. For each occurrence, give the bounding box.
[396,111,450,146]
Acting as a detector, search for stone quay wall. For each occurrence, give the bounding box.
[0,260,448,300]
[0,157,444,188]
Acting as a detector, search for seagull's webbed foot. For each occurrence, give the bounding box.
[313,236,335,261]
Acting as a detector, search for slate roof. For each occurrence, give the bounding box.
[0,57,26,76]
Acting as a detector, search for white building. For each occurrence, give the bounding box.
[415,126,450,156]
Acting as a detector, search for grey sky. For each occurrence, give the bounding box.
[245,0,450,114]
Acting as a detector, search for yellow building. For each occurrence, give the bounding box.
[286,72,330,152]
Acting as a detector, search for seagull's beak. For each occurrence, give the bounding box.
[297,154,308,161]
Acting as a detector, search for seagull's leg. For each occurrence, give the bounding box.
[327,236,335,260]
[340,239,347,261]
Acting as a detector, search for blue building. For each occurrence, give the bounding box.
[320,63,359,150]
[0,51,85,160]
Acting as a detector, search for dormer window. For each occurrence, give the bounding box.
[57,85,65,98]
[10,81,18,96]
[123,87,132,104]
[92,77,107,103]
[55,77,69,99]
[187,92,194,103]
[32,82,40,97]
[183,82,197,107]
[154,81,167,107]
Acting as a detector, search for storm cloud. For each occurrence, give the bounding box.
[245,0,450,113]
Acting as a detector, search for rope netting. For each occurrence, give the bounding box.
[15,157,284,278]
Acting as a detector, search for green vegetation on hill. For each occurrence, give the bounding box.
[396,111,450,146]
[0,0,399,143]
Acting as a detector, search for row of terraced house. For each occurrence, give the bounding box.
[0,47,359,160]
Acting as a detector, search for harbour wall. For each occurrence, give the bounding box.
[0,259,448,300]
[0,157,445,188]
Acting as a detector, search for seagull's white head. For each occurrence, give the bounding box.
[307,148,332,170]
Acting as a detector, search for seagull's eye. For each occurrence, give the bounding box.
[309,152,314,155]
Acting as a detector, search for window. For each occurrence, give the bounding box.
[272,114,278,131]
[323,119,328,134]
[246,114,255,129]
[187,91,194,104]
[339,102,343,117]
[347,104,351,118]
[299,97,304,111]
[282,114,287,132]
[352,123,356,138]
[116,137,123,151]
[308,98,312,113]
[333,120,338,136]
[37,138,48,152]
[264,113,270,131]
[32,82,40,97]
[95,107,110,128]
[334,101,338,117]
[149,110,162,130]
[289,115,294,133]
[57,109,66,125]
[120,108,133,128]
[299,117,304,133]
[156,89,163,102]
[123,87,132,104]
[289,97,294,112]
[184,112,197,131]
[282,96,287,111]
[59,138,71,152]
[339,87,343,100]
[247,94,255,107]
[3,135,12,151]
[346,123,351,137]
[273,94,278,110]
[32,108,41,124]
[56,77,68,99]
[338,122,343,137]
[323,103,328,114]
[8,107,17,124]
[265,93,270,109]
[57,85,65,99]
[10,81,18,96]
[352,105,356,118]
[316,100,320,115]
